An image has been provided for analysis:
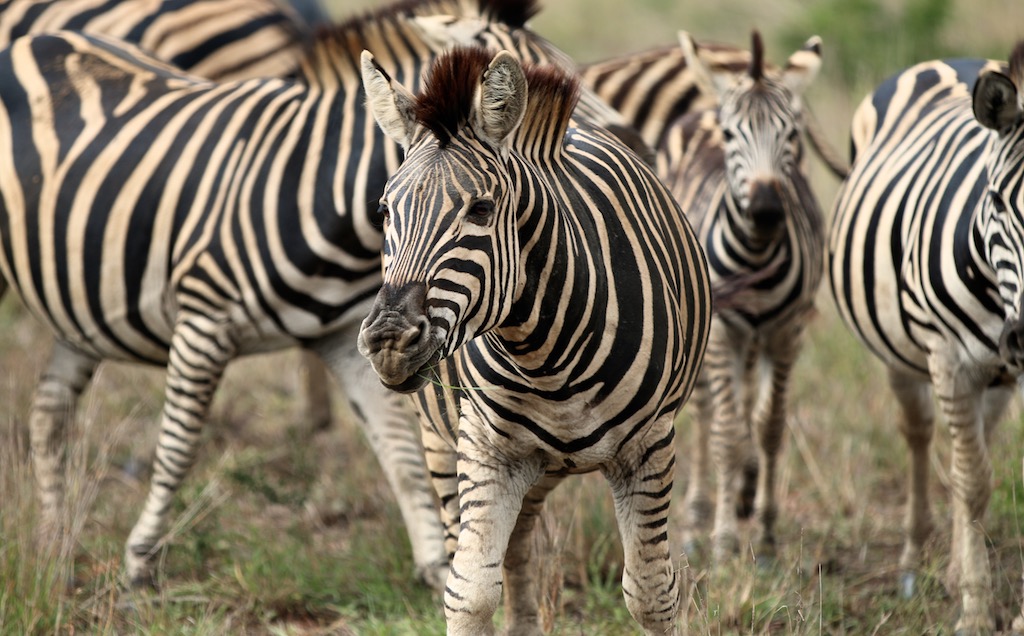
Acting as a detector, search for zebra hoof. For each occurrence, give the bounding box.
[899,571,916,599]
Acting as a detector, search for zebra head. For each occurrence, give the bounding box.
[680,30,821,239]
[974,42,1024,369]
[357,47,529,393]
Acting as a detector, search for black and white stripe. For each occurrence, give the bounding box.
[827,43,1024,633]
[358,46,710,634]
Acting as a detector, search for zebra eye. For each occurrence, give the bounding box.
[721,129,735,143]
[377,202,391,224]
[787,129,800,144]
[465,199,495,225]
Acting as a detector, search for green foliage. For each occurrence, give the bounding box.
[781,0,955,90]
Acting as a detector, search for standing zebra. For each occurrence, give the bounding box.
[828,42,1024,633]
[0,0,620,590]
[358,46,711,635]
[655,31,825,561]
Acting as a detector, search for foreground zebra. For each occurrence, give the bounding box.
[656,31,825,560]
[0,0,623,590]
[829,42,1024,633]
[358,46,711,635]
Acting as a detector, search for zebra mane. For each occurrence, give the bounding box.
[475,0,540,27]
[749,30,765,82]
[415,47,579,155]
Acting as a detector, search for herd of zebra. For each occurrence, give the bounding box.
[1,0,1023,634]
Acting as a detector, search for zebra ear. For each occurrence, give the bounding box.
[474,50,528,147]
[781,36,823,97]
[679,30,735,98]
[973,69,1021,133]
[360,50,418,148]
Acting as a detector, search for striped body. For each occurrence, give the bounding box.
[0,0,612,590]
[828,47,1024,632]
[580,41,748,150]
[358,47,710,635]
[0,0,307,80]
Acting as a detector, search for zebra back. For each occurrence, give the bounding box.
[0,0,309,81]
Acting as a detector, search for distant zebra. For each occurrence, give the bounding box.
[0,0,620,590]
[579,32,849,179]
[655,31,825,561]
[358,46,710,635]
[828,43,1024,633]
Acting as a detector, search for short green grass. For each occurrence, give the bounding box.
[4,0,1024,634]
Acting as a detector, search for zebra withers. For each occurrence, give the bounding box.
[828,43,1024,632]
[0,0,619,591]
[656,31,825,561]
[358,47,711,635]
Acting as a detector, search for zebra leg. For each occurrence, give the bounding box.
[503,474,564,636]
[886,367,936,600]
[316,330,448,590]
[929,354,994,634]
[29,341,99,540]
[606,418,680,635]
[297,349,332,432]
[444,422,545,636]
[707,322,754,560]
[681,374,713,556]
[749,330,801,559]
[124,315,234,588]
[736,343,760,520]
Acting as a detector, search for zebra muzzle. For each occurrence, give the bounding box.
[357,282,440,393]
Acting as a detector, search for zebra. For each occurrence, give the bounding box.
[579,31,849,179]
[0,0,623,591]
[358,46,711,635]
[653,31,826,561]
[828,41,1024,633]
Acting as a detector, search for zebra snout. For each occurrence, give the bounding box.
[357,282,438,392]
[999,316,1024,370]
[746,180,785,232]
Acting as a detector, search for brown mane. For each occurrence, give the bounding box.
[414,47,579,154]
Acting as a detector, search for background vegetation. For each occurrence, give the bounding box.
[3,0,1024,634]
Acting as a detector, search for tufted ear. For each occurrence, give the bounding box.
[679,30,736,98]
[973,69,1021,133]
[473,50,528,147]
[360,50,418,148]
[781,36,823,98]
